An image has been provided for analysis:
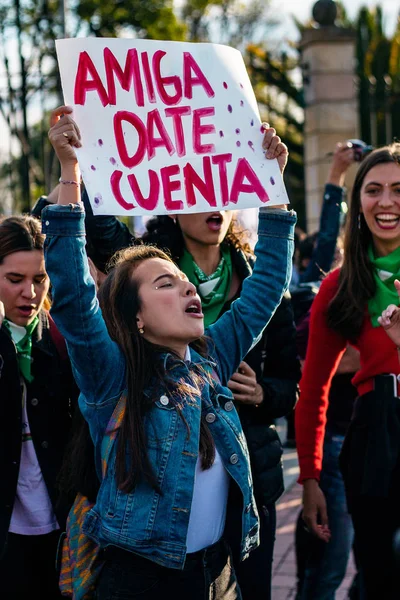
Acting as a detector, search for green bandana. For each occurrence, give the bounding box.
[3,316,39,382]
[368,245,400,327]
[179,245,233,327]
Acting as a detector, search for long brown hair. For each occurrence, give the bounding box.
[327,143,400,340]
[0,215,51,311]
[98,245,215,494]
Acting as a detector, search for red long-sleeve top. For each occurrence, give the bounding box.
[296,268,400,483]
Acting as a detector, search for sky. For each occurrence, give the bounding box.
[276,0,399,40]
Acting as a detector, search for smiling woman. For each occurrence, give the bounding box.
[295,143,400,599]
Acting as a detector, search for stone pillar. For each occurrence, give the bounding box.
[300,2,358,231]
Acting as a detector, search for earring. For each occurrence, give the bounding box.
[138,327,144,335]
[358,214,361,230]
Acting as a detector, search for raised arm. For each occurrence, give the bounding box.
[299,143,354,283]
[208,208,295,384]
[43,106,126,406]
[208,128,296,383]
[32,186,133,275]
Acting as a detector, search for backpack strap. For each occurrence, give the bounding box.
[100,395,126,479]
[48,313,69,363]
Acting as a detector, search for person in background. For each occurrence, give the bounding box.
[295,312,360,599]
[286,143,356,448]
[44,105,296,600]
[295,142,400,599]
[0,215,77,599]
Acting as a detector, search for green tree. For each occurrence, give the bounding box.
[75,0,186,40]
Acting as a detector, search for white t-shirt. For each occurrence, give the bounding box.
[8,321,59,535]
[184,347,230,553]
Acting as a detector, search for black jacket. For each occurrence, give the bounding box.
[0,311,77,556]
[223,246,301,505]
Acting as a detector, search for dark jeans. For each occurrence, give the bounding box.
[0,530,63,600]
[226,497,276,600]
[298,429,354,600]
[96,538,242,600]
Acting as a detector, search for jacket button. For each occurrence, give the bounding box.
[224,401,234,412]
[41,441,49,449]
[31,398,39,406]
[230,453,239,465]
[205,413,216,423]
[159,395,169,406]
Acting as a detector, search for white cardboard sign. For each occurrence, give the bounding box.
[55,38,288,215]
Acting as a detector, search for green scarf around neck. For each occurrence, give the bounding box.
[179,245,233,327]
[3,316,39,382]
[368,245,400,327]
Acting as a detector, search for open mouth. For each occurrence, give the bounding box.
[185,299,203,317]
[375,213,400,229]
[206,213,223,231]
[17,305,36,316]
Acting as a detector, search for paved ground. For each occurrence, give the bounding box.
[272,480,357,600]
[272,421,357,600]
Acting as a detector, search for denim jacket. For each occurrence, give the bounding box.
[42,204,295,569]
[290,183,344,289]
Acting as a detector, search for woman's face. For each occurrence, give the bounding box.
[360,162,400,256]
[135,258,204,357]
[0,250,49,326]
[176,211,235,247]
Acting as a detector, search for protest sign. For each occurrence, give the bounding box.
[55,38,289,215]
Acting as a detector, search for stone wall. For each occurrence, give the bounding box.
[301,26,358,231]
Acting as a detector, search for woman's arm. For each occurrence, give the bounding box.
[43,106,126,406]
[299,143,354,284]
[294,271,347,541]
[295,273,347,481]
[208,208,296,384]
[208,129,296,383]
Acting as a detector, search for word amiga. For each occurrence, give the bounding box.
[74,48,270,211]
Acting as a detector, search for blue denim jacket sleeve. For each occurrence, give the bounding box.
[207,210,296,385]
[42,203,126,406]
[299,183,343,283]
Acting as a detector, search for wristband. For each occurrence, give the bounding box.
[59,177,80,187]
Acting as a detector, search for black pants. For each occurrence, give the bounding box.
[226,499,276,600]
[350,494,400,600]
[0,530,63,600]
[339,386,400,599]
[96,538,242,600]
